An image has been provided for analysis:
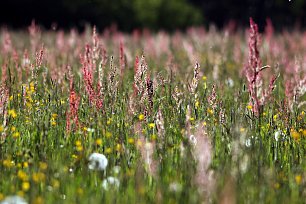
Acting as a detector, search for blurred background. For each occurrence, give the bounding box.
[0,0,305,31]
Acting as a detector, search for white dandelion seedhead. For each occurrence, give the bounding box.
[274,131,280,142]
[189,135,197,146]
[0,195,28,204]
[102,176,120,190]
[88,153,108,171]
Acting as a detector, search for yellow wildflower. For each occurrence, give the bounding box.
[247,105,252,110]
[295,175,302,185]
[106,131,112,138]
[195,101,199,108]
[95,138,102,146]
[207,108,214,115]
[291,131,300,141]
[13,132,20,138]
[22,182,30,191]
[32,172,46,183]
[39,162,48,171]
[17,170,29,181]
[116,144,122,152]
[105,148,112,154]
[33,197,44,204]
[128,138,134,144]
[3,159,14,168]
[138,114,145,121]
[151,134,157,141]
[52,179,60,189]
[148,123,155,129]
[75,140,82,146]
[0,193,4,201]
[8,109,17,118]
[76,145,83,152]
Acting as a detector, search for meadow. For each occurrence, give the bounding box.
[0,19,305,204]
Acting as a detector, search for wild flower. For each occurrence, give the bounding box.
[88,153,108,171]
[190,62,200,94]
[66,85,80,132]
[102,176,120,190]
[0,195,28,204]
[244,18,277,116]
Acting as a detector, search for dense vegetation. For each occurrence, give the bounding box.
[0,19,305,203]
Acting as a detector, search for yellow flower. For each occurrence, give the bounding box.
[22,182,30,191]
[39,162,48,171]
[202,76,207,81]
[128,138,135,144]
[8,109,17,118]
[95,138,102,146]
[295,175,302,185]
[136,139,142,147]
[75,140,82,146]
[76,145,83,152]
[116,144,121,152]
[0,193,4,201]
[273,114,278,121]
[0,126,3,132]
[33,196,44,204]
[151,134,157,141]
[3,159,14,168]
[23,162,29,168]
[106,131,112,138]
[302,129,306,137]
[195,101,199,108]
[203,121,207,126]
[189,117,195,121]
[52,179,60,189]
[17,170,29,181]
[32,172,46,183]
[107,119,112,125]
[52,113,58,118]
[13,132,20,138]
[291,131,300,141]
[247,105,252,110]
[240,127,246,133]
[148,123,155,129]
[51,121,56,126]
[9,95,14,101]
[105,148,112,154]
[207,108,214,115]
[138,114,145,121]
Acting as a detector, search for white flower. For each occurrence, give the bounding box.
[245,138,251,147]
[102,176,120,190]
[226,78,234,87]
[189,135,197,146]
[112,166,121,174]
[88,153,108,171]
[274,131,280,142]
[169,182,182,192]
[0,195,28,204]
[87,128,95,133]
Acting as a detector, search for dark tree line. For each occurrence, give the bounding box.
[0,0,305,31]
